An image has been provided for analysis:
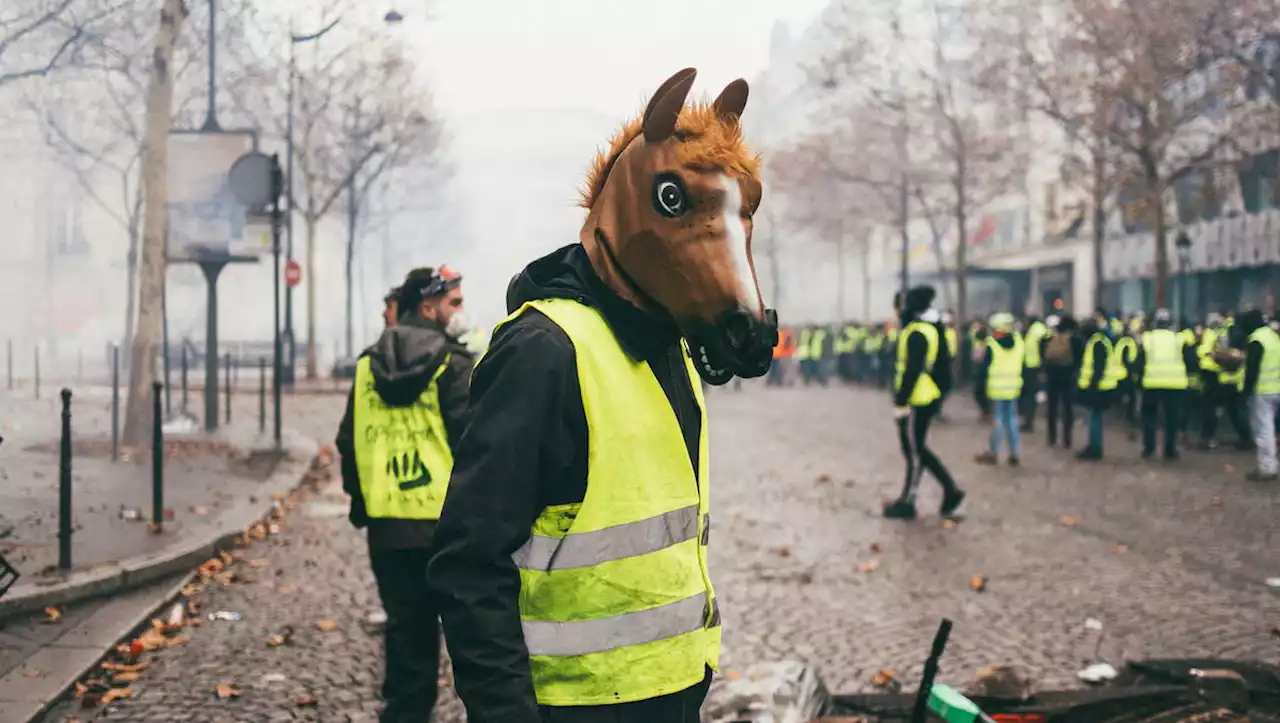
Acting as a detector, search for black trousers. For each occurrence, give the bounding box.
[539,669,712,723]
[1045,371,1076,448]
[1019,367,1040,429]
[370,546,441,723]
[896,403,959,502]
[1200,375,1250,443]
[1141,388,1182,457]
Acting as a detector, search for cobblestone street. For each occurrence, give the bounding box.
[38,382,1280,722]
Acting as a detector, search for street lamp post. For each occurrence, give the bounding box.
[283,9,403,385]
[1175,231,1193,325]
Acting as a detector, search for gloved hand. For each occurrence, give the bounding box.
[892,406,911,420]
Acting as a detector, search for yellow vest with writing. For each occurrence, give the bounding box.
[352,356,453,520]
[895,321,941,406]
[498,298,719,706]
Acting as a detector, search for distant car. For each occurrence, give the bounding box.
[331,357,359,380]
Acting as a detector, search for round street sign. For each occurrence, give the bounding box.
[285,259,302,288]
[227,151,279,212]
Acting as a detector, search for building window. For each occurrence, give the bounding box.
[1044,182,1058,226]
[1238,150,1279,213]
[1173,168,1221,224]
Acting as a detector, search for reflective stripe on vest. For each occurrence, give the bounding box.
[810,329,828,358]
[496,298,719,706]
[1078,334,1119,391]
[944,328,958,358]
[795,329,812,360]
[985,336,1024,401]
[1249,326,1280,395]
[1141,329,1188,390]
[1023,322,1047,368]
[895,321,941,406]
[352,356,453,520]
[1112,337,1136,381]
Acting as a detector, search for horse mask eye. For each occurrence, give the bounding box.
[652,174,687,218]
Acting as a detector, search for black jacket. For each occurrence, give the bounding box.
[334,316,474,549]
[427,243,703,723]
[892,312,953,407]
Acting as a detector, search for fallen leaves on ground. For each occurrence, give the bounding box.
[970,573,988,592]
[314,619,340,632]
[101,662,148,674]
[855,560,880,573]
[110,671,141,683]
[1059,516,1081,527]
[871,669,896,688]
[42,606,62,623]
[1112,545,1129,554]
[295,696,318,708]
[215,683,241,699]
[869,542,883,554]
[816,473,832,484]
[1270,624,1280,638]
[265,626,296,647]
[247,559,268,568]
[23,668,44,678]
[191,505,210,516]
[770,546,792,558]
[1224,464,1236,473]
[1210,494,1222,507]
[277,583,298,595]
[941,519,957,530]
[100,688,132,704]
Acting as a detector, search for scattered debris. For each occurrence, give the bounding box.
[215,683,242,699]
[869,542,883,554]
[967,665,1037,701]
[770,546,792,558]
[364,610,388,634]
[1059,516,1081,527]
[969,573,987,592]
[1112,545,1129,554]
[23,668,44,678]
[796,571,814,585]
[855,560,880,574]
[942,519,957,530]
[1210,494,1222,507]
[164,603,185,632]
[1271,624,1280,638]
[191,506,210,516]
[296,695,318,708]
[871,669,899,691]
[1077,662,1118,684]
[42,606,62,623]
[816,474,831,484]
[208,611,242,622]
[118,507,142,521]
[100,688,132,704]
[314,619,340,632]
[247,559,268,568]
[262,673,288,683]
[265,626,295,647]
[1085,618,1103,631]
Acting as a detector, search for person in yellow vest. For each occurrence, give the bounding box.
[1077,310,1121,460]
[808,324,830,386]
[975,313,1025,466]
[428,72,780,722]
[334,265,474,722]
[884,286,966,521]
[1197,313,1253,449]
[1134,308,1196,460]
[1113,321,1140,434]
[1019,316,1048,433]
[795,325,813,383]
[1239,310,1280,481]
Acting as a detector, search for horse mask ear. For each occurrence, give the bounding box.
[713,79,749,122]
[643,68,698,143]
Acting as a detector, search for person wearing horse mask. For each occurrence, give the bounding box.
[428,69,777,723]
[333,264,474,722]
[883,285,967,521]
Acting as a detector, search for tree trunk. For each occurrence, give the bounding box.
[835,235,846,321]
[122,222,141,366]
[122,0,185,446]
[1091,141,1107,314]
[861,229,872,322]
[955,188,969,325]
[763,231,782,309]
[1152,185,1169,309]
[305,214,319,379]
[344,180,357,358]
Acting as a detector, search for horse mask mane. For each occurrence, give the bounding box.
[579,67,778,385]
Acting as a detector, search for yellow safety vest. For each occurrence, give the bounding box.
[895,321,941,407]
[1140,329,1188,390]
[795,329,812,360]
[944,327,959,358]
[810,329,828,359]
[352,356,454,520]
[1024,321,1047,368]
[1078,334,1120,391]
[1197,328,1221,373]
[1249,326,1280,395]
[835,326,858,354]
[865,333,884,352]
[498,298,719,706]
[1113,336,1137,381]
[985,335,1024,401]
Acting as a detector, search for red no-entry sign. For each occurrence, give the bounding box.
[285,259,302,288]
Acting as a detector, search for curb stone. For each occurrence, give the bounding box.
[0,429,318,621]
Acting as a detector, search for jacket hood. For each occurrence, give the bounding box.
[506,243,682,360]
[363,317,456,406]
[991,332,1017,350]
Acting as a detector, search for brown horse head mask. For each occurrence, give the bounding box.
[579,68,778,385]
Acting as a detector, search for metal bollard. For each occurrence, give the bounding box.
[59,389,73,571]
[111,345,120,463]
[181,344,189,413]
[224,352,232,423]
[258,357,266,434]
[34,346,40,400]
[152,381,164,528]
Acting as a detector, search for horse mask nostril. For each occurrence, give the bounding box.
[722,310,755,351]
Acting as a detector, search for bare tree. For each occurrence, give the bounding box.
[0,0,112,86]
[983,0,1257,306]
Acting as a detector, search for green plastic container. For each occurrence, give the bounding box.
[927,683,994,723]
